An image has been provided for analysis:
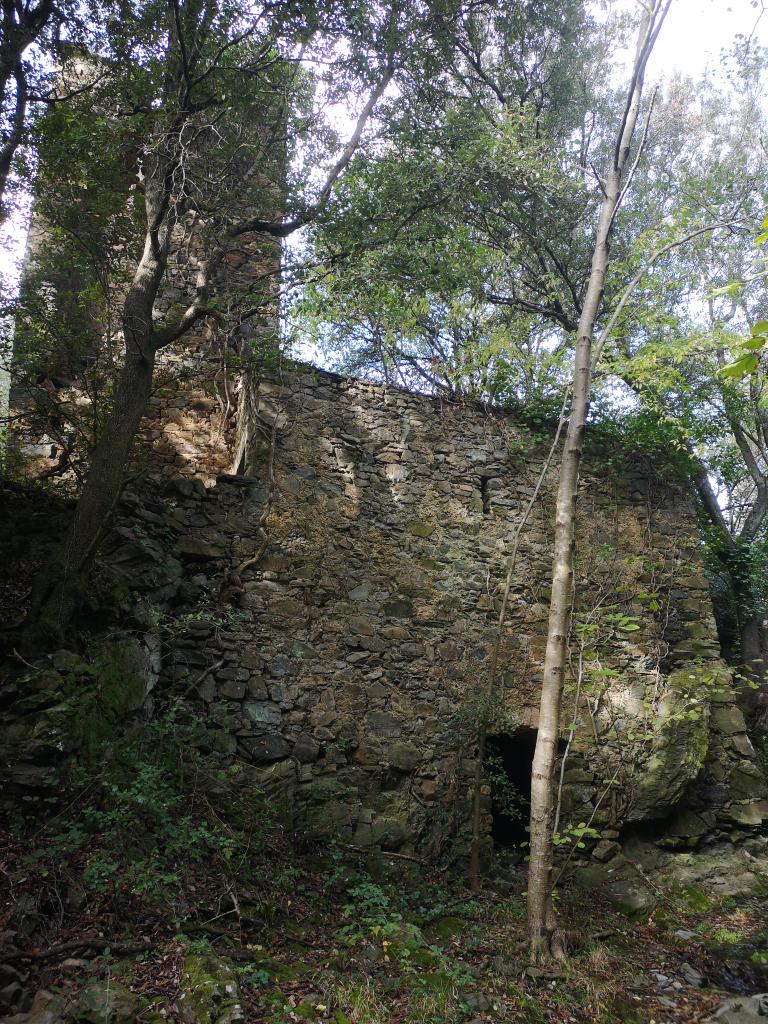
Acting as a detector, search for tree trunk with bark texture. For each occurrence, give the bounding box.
[526,1,670,962]
[18,33,394,647]
[24,212,170,647]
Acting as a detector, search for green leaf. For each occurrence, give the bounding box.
[721,353,759,378]
[709,282,746,298]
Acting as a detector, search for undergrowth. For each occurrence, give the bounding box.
[8,685,290,933]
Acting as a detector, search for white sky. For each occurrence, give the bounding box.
[648,0,766,78]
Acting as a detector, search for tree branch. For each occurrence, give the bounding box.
[592,221,740,371]
[232,67,395,239]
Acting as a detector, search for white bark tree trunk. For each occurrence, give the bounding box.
[526,0,671,962]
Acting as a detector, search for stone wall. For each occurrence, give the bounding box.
[6,94,766,856]
[39,363,760,862]
[8,175,279,488]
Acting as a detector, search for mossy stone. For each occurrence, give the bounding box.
[678,884,713,912]
[574,859,657,918]
[408,521,436,538]
[75,981,141,1024]
[178,953,243,1024]
[628,672,711,822]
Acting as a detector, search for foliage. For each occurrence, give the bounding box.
[290,0,597,402]
[552,822,601,849]
[16,686,283,917]
[485,751,528,828]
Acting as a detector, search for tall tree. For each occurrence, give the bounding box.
[292,0,595,402]
[526,0,671,962]
[0,0,105,220]
[0,0,56,217]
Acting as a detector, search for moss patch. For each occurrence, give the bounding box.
[423,915,465,944]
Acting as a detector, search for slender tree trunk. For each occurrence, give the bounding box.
[468,395,569,892]
[526,1,669,962]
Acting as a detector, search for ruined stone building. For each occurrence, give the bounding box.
[4,118,767,863]
[5,339,768,862]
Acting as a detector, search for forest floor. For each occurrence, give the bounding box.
[2,831,767,1024]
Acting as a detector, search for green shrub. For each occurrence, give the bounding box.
[18,693,280,916]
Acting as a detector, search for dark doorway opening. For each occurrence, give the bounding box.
[486,728,538,847]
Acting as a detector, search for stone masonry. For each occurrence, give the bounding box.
[38,362,760,862]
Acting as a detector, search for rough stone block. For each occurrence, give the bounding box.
[712,705,747,735]
[388,741,421,772]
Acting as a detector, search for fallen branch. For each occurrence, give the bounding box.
[346,845,425,864]
[4,938,152,962]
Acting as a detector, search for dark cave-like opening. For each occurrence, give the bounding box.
[486,728,538,847]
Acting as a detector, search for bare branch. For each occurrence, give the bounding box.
[232,67,395,239]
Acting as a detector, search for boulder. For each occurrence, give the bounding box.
[2,989,66,1024]
[574,859,657,918]
[74,981,141,1024]
[178,954,244,1024]
[628,670,711,822]
[705,993,768,1022]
